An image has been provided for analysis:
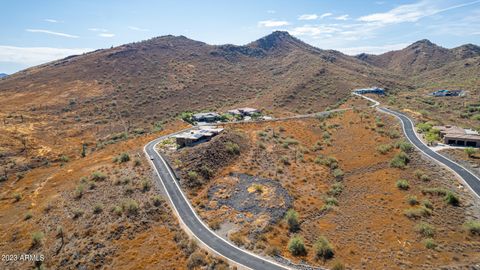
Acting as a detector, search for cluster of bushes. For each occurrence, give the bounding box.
[390,152,410,169]
[287,235,335,261]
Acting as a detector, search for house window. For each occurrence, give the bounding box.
[466,141,477,147]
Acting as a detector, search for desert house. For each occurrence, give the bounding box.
[192,112,220,123]
[173,126,224,147]
[433,125,480,147]
[227,107,260,117]
[353,87,385,95]
[430,89,465,97]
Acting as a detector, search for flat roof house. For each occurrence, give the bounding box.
[353,87,385,95]
[192,112,220,123]
[228,107,260,116]
[433,125,480,147]
[173,126,224,147]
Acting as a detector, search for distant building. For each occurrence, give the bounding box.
[192,112,220,123]
[431,89,465,97]
[433,125,480,147]
[173,126,224,147]
[353,87,385,95]
[227,107,260,116]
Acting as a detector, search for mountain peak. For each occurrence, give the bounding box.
[248,31,312,52]
[408,39,439,49]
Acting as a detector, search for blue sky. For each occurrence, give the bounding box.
[1,0,479,73]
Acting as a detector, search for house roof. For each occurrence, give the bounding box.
[193,112,220,118]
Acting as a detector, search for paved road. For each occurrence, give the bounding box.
[144,134,289,270]
[378,107,480,198]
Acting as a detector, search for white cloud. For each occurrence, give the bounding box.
[290,25,340,36]
[320,13,333,19]
[334,14,349,20]
[267,10,276,14]
[359,0,480,24]
[338,43,410,55]
[258,20,290,27]
[44,19,58,23]
[298,14,318,20]
[98,33,115,38]
[88,28,108,32]
[26,29,79,38]
[128,26,149,32]
[0,45,92,66]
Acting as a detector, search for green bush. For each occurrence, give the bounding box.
[395,140,413,152]
[390,152,410,169]
[396,179,410,190]
[31,231,44,247]
[285,209,300,232]
[422,187,447,196]
[415,222,435,237]
[72,208,84,219]
[314,236,334,260]
[324,197,339,206]
[225,142,240,155]
[328,182,343,197]
[13,192,22,202]
[60,155,70,163]
[188,171,198,181]
[423,238,437,249]
[123,199,139,215]
[407,195,418,205]
[93,204,103,214]
[422,199,433,209]
[315,155,338,169]
[463,220,480,235]
[119,153,130,163]
[113,205,123,216]
[332,168,344,180]
[464,147,477,158]
[91,172,107,181]
[141,180,152,192]
[288,235,306,256]
[187,250,207,269]
[280,156,290,165]
[377,144,393,154]
[444,191,460,206]
[416,123,432,133]
[75,184,85,199]
[152,195,163,207]
[404,206,432,219]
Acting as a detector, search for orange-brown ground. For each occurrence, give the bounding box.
[0,121,226,270]
[172,109,480,269]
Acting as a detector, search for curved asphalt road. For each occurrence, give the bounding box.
[144,133,289,270]
[378,107,480,198]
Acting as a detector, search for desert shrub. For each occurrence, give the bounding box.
[414,170,424,179]
[396,179,410,190]
[314,236,334,260]
[225,141,240,155]
[123,199,139,215]
[328,182,343,197]
[31,231,44,247]
[229,232,245,246]
[324,197,338,206]
[285,209,300,232]
[387,130,400,139]
[24,212,33,220]
[332,168,344,180]
[280,156,290,165]
[13,192,22,202]
[74,184,85,199]
[377,144,393,154]
[415,222,435,237]
[188,171,199,181]
[72,208,84,219]
[404,207,432,219]
[420,174,430,181]
[141,180,152,192]
[199,165,214,179]
[422,187,448,196]
[152,121,163,132]
[407,195,418,205]
[315,155,338,169]
[152,195,163,207]
[252,183,264,193]
[60,155,70,163]
[332,261,345,270]
[390,152,409,169]
[417,123,432,133]
[288,235,306,256]
[258,141,266,149]
[133,158,141,166]
[422,199,433,209]
[119,153,130,163]
[395,140,413,152]
[91,171,106,181]
[113,205,123,216]
[208,220,221,230]
[187,250,207,269]
[444,191,460,206]
[93,204,103,214]
[464,147,477,158]
[284,138,299,146]
[423,238,437,249]
[463,220,480,235]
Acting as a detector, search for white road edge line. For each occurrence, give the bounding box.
[143,140,292,270]
[355,93,480,200]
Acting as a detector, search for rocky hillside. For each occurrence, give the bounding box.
[356,39,480,75]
